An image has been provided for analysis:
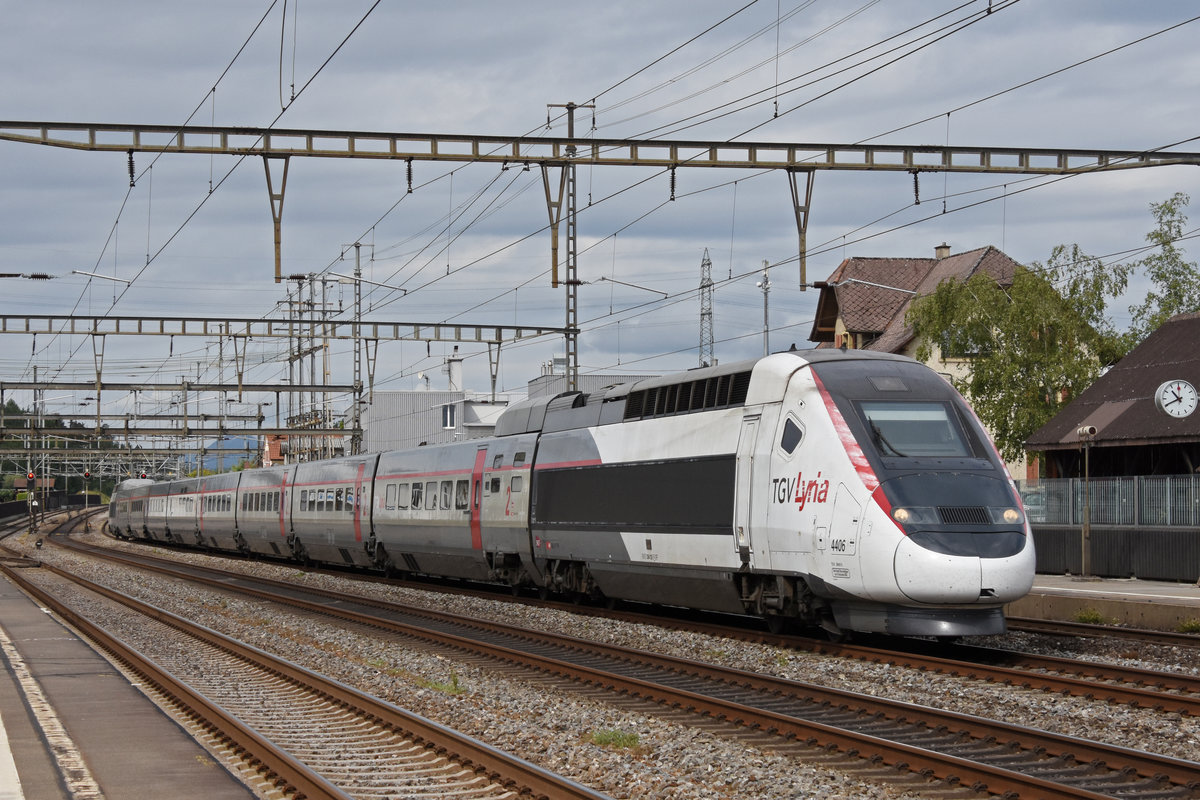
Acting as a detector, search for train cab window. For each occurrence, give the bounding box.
[780,417,804,455]
[424,481,437,510]
[439,480,452,510]
[511,476,524,493]
[454,479,469,510]
[397,483,410,509]
[493,455,504,469]
[410,482,423,509]
[513,452,526,467]
[385,483,397,510]
[858,401,971,458]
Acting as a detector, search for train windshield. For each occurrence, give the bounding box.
[857,401,971,458]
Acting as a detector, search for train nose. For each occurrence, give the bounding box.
[894,534,1035,604]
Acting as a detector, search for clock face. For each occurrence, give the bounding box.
[1155,380,1198,418]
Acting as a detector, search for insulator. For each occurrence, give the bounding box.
[128,150,135,187]
[669,166,677,201]
[911,170,920,205]
[406,158,413,194]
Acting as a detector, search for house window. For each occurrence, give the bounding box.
[442,403,457,429]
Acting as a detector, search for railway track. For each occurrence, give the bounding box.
[45,536,1200,800]
[1,535,609,799]
[1008,617,1200,650]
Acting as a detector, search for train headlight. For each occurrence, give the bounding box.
[986,506,1024,525]
[891,507,938,526]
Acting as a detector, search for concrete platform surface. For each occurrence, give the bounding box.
[0,569,256,800]
[1009,573,1200,631]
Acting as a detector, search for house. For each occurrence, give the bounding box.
[809,244,1020,354]
[1025,311,1200,478]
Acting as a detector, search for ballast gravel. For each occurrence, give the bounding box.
[10,529,1200,799]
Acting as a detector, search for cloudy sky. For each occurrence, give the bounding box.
[2,0,1198,425]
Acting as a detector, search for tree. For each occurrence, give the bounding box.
[907,193,1198,465]
[907,245,1129,463]
[1127,192,1200,343]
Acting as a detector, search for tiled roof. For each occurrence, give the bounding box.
[809,246,1019,353]
[1025,312,1200,450]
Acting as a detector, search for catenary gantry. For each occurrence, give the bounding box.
[5,119,1198,393]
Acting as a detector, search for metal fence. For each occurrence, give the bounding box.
[1016,474,1200,528]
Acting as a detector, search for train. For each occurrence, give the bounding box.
[109,348,1035,638]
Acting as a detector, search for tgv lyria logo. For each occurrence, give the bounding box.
[771,472,830,509]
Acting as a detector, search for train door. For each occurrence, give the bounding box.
[469,445,488,550]
[734,414,761,569]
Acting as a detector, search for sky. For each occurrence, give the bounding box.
[2,0,1198,431]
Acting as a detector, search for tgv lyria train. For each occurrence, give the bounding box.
[110,348,1035,638]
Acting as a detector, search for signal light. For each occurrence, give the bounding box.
[140,472,147,479]
[84,471,91,479]
[27,471,34,481]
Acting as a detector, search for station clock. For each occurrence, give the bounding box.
[1154,379,1198,418]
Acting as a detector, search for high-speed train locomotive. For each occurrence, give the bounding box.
[110,348,1035,638]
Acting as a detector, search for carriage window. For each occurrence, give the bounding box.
[511,476,524,493]
[385,483,397,510]
[397,483,410,509]
[490,477,501,493]
[455,479,469,510]
[424,481,437,510]
[513,452,526,467]
[299,490,308,510]
[335,488,345,512]
[493,455,504,468]
[410,482,423,509]
[440,480,452,510]
[780,417,804,455]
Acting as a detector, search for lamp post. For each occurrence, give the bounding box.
[1077,425,1097,577]
[756,261,771,357]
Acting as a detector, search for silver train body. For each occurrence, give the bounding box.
[110,349,1035,637]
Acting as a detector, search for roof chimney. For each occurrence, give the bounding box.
[935,242,951,259]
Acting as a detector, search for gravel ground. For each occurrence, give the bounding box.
[9,528,1200,799]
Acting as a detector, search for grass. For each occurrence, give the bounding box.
[1073,607,1111,625]
[1179,618,1200,634]
[590,729,640,749]
[424,673,465,695]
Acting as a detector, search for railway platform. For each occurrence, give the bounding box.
[0,565,255,800]
[1009,573,1200,632]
